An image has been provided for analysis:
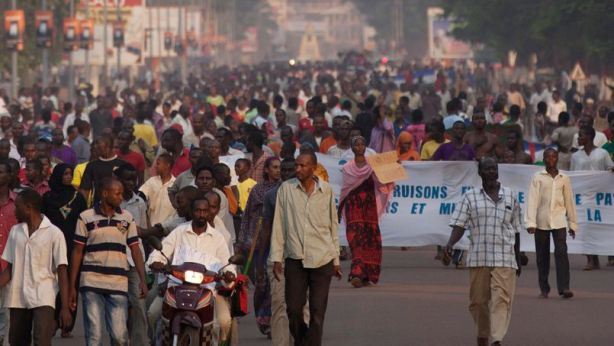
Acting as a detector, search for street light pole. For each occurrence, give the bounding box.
[85,0,90,81]
[116,0,121,81]
[103,0,108,89]
[68,0,75,104]
[41,0,49,88]
[10,0,17,100]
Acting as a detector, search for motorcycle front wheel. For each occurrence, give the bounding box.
[178,325,201,346]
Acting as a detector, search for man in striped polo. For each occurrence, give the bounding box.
[68,177,148,345]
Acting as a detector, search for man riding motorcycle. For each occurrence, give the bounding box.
[147,195,235,344]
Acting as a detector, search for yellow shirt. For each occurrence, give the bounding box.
[72,162,93,206]
[72,162,87,189]
[133,123,159,147]
[237,178,257,211]
[420,139,450,160]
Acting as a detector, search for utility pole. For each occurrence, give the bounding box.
[392,0,404,53]
[116,0,121,81]
[148,0,153,77]
[85,0,90,81]
[41,0,49,88]
[178,1,186,85]
[68,0,75,103]
[102,0,108,89]
[10,0,17,100]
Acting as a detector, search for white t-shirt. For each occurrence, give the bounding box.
[547,100,567,123]
[326,145,376,164]
[570,148,614,171]
[571,131,608,150]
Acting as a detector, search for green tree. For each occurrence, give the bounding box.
[0,0,70,85]
[442,0,614,70]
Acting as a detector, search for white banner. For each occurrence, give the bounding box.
[318,154,614,255]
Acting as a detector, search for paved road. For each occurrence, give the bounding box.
[54,247,614,345]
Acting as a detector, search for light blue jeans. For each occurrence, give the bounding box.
[82,291,129,346]
[128,267,150,345]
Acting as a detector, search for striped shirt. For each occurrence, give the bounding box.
[449,186,521,269]
[74,204,139,296]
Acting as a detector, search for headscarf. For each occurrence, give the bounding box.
[396,131,420,161]
[340,156,393,219]
[45,163,77,209]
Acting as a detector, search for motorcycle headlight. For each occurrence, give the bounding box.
[184,270,204,285]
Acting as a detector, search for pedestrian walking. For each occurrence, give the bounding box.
[443,157,522,346]
[339,136,393,288]
[0,189,71,346]
[526,148,577,298]
[68,177,148,346]
[271,152,342,346]
[42,163,87,337]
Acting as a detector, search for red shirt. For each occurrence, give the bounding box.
[117,150,146,173]
[171,148,191,177]
[604,128,612,141]
[25,180,51,196]
[0,191,17,270]
[299,117,314,134]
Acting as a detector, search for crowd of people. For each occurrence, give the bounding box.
[0,55,612,345]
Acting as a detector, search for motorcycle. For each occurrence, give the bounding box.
[148,236,245,346]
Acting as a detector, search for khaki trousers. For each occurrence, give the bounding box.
[469,267,516,343]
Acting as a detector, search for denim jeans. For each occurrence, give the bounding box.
[82,291,129,346]
[128,267,150,345]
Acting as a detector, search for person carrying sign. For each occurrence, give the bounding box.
[339,136,394,288]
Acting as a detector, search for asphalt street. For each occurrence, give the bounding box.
[53,247,614,345]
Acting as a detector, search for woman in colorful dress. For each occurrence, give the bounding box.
[340,136,394,288]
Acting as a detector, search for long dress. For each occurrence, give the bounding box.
[238,180,279,335]
[343,175,382,284]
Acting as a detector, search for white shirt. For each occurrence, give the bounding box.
[326,145,376,163]
[139,175,177,226]
[62,112,91,138]
[226,147,244,157]
[2,216,67,309]
[408,92,422,110]
[120,193,147,267]
[146,221,233,275]
[529,90,551,113]
[213,187,235,241]
[570,148,614,171]
[546,100,567,123]
[171,116,194,139]
[213,215,234,253]
[571,131,608,150]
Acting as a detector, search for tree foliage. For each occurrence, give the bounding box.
[442,0,614,70]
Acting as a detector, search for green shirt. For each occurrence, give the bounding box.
[602,141,614,161]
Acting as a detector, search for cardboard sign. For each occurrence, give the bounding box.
[366,151,407,184]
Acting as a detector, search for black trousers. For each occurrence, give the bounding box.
[535,229,570,295]
[9,306,55,346]
[285,258,333,346]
